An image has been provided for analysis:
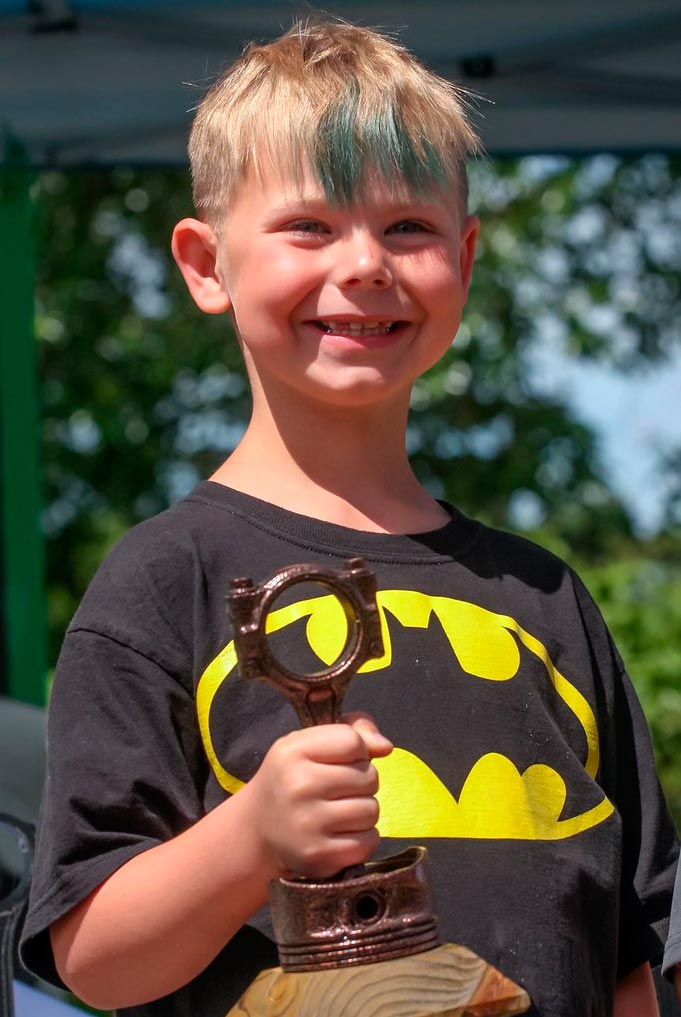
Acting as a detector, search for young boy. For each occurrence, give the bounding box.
[21,18,678,1017]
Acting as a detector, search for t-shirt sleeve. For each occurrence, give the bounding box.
[662,856,681,977]
[610,657,679,978]
[20,620,206,986]
[570,569,678,980]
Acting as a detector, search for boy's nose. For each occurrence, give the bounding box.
[335,235,393,290]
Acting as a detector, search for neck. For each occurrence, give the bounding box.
[211,386,449,534]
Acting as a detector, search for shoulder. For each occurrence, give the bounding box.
[460,516,609,644]
[463,515,577,592]
[80,481,251,597]
[67,484,245,652]
[79,499,203,603]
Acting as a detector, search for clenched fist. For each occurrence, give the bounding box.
[245,714,393,880]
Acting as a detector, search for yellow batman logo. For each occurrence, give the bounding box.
[197,590,614,840]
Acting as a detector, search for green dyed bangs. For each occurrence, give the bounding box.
[190,19,479,220]
[313,90,450,205]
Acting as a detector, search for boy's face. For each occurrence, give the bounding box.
[176,161,478,410]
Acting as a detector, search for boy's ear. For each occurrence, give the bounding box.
[171,218,231,314]
[459,215,480,299]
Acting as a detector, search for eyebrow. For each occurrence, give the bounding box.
[266,196,330,216]
[265,195,444,219]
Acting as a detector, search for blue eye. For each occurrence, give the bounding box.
[390,220,428,234]
[287,220,326,234]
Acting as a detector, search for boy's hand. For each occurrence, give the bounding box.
[247,714,393,880]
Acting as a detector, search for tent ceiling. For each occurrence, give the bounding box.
[1,0,681,165]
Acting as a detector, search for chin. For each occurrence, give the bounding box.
[303,374,410,409]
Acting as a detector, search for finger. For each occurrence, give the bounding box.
[345,713,393,758]
[328,828,381,867]
[282,724,372,764]
[322,796,381,833]
[301,828,381,879]
[315,759,380,799]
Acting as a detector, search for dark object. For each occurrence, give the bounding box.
[268,847,439,972]
[228,557,383,727]
[28,2,78,34]
[655,966,681,1016]
[0,814,35,1017]
[226,558,442,971]
[461,54,496,78]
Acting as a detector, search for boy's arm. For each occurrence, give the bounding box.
[50,717,392,1010]
[613,963,659,1017]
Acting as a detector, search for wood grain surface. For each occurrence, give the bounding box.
[226,942,531,1017]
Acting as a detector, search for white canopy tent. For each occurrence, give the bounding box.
[1,0,681,164]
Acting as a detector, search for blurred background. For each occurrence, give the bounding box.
[1,2,681,1011]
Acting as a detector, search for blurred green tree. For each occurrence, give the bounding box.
[577,542,681,821]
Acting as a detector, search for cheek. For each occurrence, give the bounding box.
[421,271,465,325]
[247,250,319,319]
[404,249,462,303]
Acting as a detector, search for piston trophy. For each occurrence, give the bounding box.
[225,557,530,1017]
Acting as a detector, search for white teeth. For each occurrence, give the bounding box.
[320,321,395,335]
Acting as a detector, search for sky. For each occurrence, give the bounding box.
[532,345,681,536]
[489,154,681,539]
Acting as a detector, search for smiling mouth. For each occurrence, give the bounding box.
[313,320,403,337]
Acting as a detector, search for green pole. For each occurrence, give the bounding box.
[0,142,47,705]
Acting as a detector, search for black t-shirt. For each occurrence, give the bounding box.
[21,482,678,1016]
[663,860,681,978]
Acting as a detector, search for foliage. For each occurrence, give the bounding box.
[35,157,681,827]
[37,168,248,644]
[577,544,681,825]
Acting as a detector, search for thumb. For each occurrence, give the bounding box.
[344,712,393,759]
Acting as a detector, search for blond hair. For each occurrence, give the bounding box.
[189,17,481,220]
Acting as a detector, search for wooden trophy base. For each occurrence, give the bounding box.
[226,941,530,1017]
